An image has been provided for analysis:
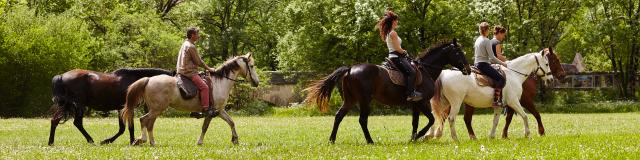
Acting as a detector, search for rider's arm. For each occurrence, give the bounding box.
[389,31,406,54]
[485,40,506,66]
[496,44,507,62]
[187,46,215,72]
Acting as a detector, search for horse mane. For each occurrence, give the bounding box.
[417,40,454,59]
[113,68,174,77]
[211,57,242,78]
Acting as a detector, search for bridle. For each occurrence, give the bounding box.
[507,51,551,79]
[212,57,254,83]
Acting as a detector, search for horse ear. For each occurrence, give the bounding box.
[548,48,554,55]
[452,38,457,44]
[247,52,253,59]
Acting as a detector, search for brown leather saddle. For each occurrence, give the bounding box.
[176,73,211,99]
[471,64,506,87]
[380,58,423,87]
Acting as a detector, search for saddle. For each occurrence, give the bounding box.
[471,64,506,87]
[380,58,423,87]
[176,73,211,99]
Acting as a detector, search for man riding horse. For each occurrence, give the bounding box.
[177,27,216,117]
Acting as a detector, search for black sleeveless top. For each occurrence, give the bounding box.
[490,38,501,57]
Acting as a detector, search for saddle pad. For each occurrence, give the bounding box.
[471,64,505,87]
[380,65,423,87]
[177,74,199,99]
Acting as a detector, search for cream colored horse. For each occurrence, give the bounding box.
[427,50,554,141]
[122,53,259,146]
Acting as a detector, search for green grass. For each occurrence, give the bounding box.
[1,113,639,159]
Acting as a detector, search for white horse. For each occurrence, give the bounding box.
[427,50,554,141]
[122,53,259,146]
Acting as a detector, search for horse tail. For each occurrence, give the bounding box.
[51,75,71,123]
[122,77,149,124]
[430,77,450,125]
[304,66,351,112]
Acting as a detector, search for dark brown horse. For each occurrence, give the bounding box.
[49,68,173,146]
[306,39,471,144]
[463,48,566,139]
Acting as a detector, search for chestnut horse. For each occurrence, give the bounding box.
[463,48,566,139]
[306,39,471,144]
[49,68,173,146]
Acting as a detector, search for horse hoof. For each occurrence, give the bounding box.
[469,135,477,140]
[99,140,112,145]
[231,137,239,145]
[132,139,145,146]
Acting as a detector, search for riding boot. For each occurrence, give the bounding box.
[406,73,423,101]
[493,88,503,107]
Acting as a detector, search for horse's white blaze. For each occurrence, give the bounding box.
[430,50,553,140]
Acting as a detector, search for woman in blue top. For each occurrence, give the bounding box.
[474,22,507,107]
[377,10,422,101]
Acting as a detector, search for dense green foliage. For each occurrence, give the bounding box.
[1,113,639,158]
[0,0,638,117]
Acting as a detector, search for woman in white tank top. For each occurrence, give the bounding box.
[377,10,422,101]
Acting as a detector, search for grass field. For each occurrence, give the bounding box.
[1,113,639,159]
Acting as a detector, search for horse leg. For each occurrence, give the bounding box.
[100,110,125,145]
[133,112,150,145]
[219,110,239,145]
[358,99,374,144]
[329,101,353,144]
[489,107,502,139]
[197,116,214,145]
[146,112,161,146]
[507,102,530,138]
[411,106,419,141]
[72,106,94,144]
[48,107,65,146]
[502,107,515,139]
[127,115,135,145]
[447,101,463,141]
[415,102,435,139]
[524,102,545,136]
[463,105,477,140]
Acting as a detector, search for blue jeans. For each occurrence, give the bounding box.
[476,62,505,88]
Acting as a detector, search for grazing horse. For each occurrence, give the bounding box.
[122,54,259,146]
[48,68,174,146]
[305,39,471,144]
[463,48,566,139]
[428,50,554,141]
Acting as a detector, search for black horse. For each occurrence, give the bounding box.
[49,68,173,146]
[306,39,471,144]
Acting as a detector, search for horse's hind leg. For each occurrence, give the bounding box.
[502,107,515,139]
[197,116,214,145]
[358,99,374,144]
[72,105,94,144]
[463,105,478,140]
[219,110,239,145]
[329,101,354,144]
[100,110,125,145]
[48,106,65,146]
[133,112,151,145]
[146,112,162,146]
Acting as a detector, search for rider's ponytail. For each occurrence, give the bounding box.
[377,10,398,41]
